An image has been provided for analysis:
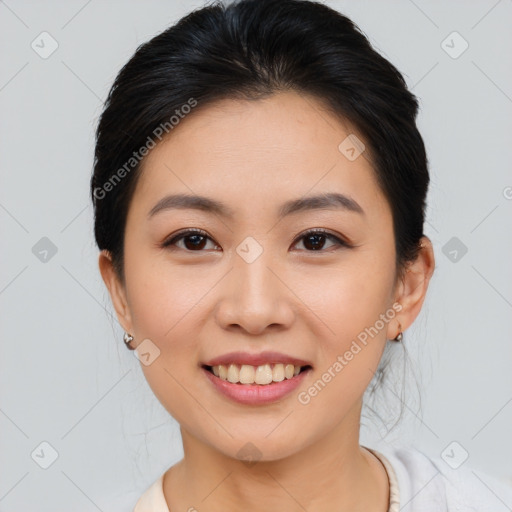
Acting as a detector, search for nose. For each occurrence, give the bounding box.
[214,249,295,335]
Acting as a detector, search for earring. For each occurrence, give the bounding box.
[392,322,403,342]
[123,332,135,350]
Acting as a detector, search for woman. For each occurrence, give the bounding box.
[91,0,511,510]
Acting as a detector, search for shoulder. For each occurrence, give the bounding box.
[372,443,512,512]
[133,472,169,512]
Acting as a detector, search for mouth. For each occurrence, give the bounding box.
[202,363,313,386]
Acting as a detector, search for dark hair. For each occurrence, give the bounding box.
[91,0,429,286]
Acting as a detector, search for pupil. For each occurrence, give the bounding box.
[305,234,324,250]
[185,234,206,250]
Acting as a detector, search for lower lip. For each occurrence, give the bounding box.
[202,366,312,405]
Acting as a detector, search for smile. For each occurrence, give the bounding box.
[205,363,311,385]
[202,364,313,405]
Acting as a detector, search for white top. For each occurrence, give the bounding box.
[132,444,512,511]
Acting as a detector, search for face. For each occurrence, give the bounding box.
[101,91,429,462]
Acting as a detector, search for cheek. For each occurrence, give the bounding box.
[296,253,396,389]
[125,241,209,339]
[291,269,393,420]
[301,257,395,335]
[127,259,210,421]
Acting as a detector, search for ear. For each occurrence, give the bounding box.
[387,236,435,340]
[98,250,133,333]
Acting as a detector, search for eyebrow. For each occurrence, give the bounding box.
[147,192,365,219]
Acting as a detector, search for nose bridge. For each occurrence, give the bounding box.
[216,238,294,333]
[233,240,280,306]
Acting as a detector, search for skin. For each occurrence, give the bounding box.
[99,91,435,511]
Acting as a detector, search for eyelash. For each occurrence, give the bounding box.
[161,228,352,252]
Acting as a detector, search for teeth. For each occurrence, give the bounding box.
[255,363,272,385]
[239,364,255,384]
[209,363,305,385]
[273,363,285,382]
[227,364,239,383]
[218,364,228,380]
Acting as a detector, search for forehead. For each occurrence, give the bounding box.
[132,91,388,220]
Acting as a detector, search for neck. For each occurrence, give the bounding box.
[163,400,389,512]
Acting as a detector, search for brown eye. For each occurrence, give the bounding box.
[162,228,350,253]
[162,229,218,251]
[182,233,208,250]
[293,229,349,251]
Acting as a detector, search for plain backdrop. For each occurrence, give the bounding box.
[1,0,511,510]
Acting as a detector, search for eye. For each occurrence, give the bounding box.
[162,228,351,252]
[292,229,350,252]
[162,229,219,251]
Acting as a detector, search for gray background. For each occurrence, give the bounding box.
[1,0,511,510]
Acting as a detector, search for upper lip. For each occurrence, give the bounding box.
[202,351,312,368]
